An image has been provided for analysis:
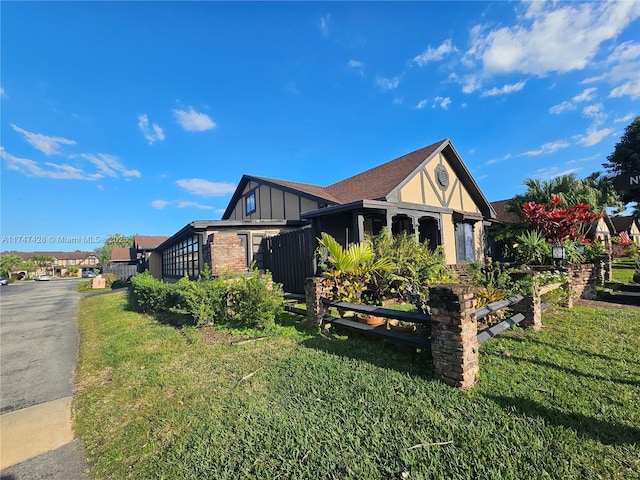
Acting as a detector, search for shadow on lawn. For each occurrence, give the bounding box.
[486,394,640,446]
[507,355,640,388]
[301,332,433,379]
[498,336,640,366]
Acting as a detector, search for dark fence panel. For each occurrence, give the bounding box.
[102,264,138,280]
[263,229,316,294]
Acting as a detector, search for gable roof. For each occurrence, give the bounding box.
[610,215,638,234]
[110,247,136,262]
[325,140,445,203]
[134,235,169,250]
[222,138,495,220]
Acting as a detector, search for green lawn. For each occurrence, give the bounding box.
[74,293,640,479]
[611,257,637,284]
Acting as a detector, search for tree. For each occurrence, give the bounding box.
[95,233,134,265]
[603,115,640,204]
[0,253,23,277]
[520,197,601,245]
[31,255,54,275]
[507,173,622,216]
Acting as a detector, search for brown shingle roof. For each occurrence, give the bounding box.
[610,216,637,234]
[134,235,170,250]
[325,140,446,203]
[2,251,98,261]
[110,247,136,262]
[251,176,342,204]
[490,199,522,223]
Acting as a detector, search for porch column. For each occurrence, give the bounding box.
[353,213,366,243]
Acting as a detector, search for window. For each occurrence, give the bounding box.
[245,191,256,215]
[162,235,200,278]
[455,223,475,262]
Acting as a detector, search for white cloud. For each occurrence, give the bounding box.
[549,101,576,115]
[415,99,428,109]
[485,153,512,166]
[521,140,570,156]
[535,166,580,180]
[434,96,451,109]
[608,41,640,64]
[1,147,101,180]
[0,87,5,97]
[376,76,400,90]
[392,97,404,105]
[173,107,216,132]
[572,87,598,102]
[347,60,364,76]
[481,81,526,97]
[320,14,330,37]
[138,114,165,144]
[11,124,76,155]
[79,153,141,178]
[176,201,213,210]
[152,200,169,209]
[412,39,457,66]
[175,178,236,197]
[609,78,640,100]
[614,113,634,124]
[466,1,640,76]
[152,199,214,210]
[574,127,614,147]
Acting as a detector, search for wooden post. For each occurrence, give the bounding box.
[427,284,479,389]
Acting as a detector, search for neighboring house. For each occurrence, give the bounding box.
[110,247,137,265]
[134,235,169,279]
[9,251,100,277]
[610,216,640,243]
[157,139,496,288]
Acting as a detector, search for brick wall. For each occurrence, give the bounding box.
[204,232,247,276]
[565,263,597,307]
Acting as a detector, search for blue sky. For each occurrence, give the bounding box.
[1,1,639,252]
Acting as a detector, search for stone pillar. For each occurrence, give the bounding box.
[510,272,542,331]
[305,277,330,329]
[566,264,597,304]
[427,284,478,389]
[603,254,612,282]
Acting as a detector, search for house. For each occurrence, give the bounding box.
[610,216,640,243]
[8,250,100,277]
[157,139,496,289]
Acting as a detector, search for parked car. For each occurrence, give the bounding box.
[82,271,97,278]
[0,278,8,286]
[35,274,51,281]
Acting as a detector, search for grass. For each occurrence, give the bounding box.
[74,293,640,479]
[611,257,637,284]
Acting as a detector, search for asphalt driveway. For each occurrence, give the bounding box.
[0,279,86,479]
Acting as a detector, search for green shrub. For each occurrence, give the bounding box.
[177,273,229,327]
[227,271,283,329]
[130,272,177,314]
[514,230,551,265]
[77,280,93,292]
[111,279,129,290]
[102,273,118,288]
[369,229,450,304]
[563,240,586,266]
[584,241,606,263]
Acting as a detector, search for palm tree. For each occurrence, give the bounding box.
[506,172,622,215]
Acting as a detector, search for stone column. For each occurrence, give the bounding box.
[510,272,542,331]
[305,277,330,329]
[427,284,479,389]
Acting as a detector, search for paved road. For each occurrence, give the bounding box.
[0,279,87,479]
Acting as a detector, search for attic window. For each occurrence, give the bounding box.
[245,191,256,215]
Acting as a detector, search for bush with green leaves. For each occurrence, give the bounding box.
[584,241,606,263]
[514,230,551,265]
[369,229,450,304]
[226,271,283,329]
[130,271,178,314]
[177,269,229,327]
